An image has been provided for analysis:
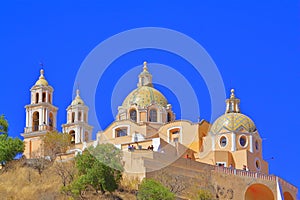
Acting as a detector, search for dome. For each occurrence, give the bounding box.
[210,89,257,134]
[71,89,84,105]
[210,113,256,134]
[35,69,48,86]
[122,86,167,108]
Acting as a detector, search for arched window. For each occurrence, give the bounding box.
[149,109,157,122]
[48,94,51,104]
[69,130,75,144]
[130,109,137,122]
[33,111,39,131]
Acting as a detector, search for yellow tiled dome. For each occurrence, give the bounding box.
[122,86,167,108]
[35,69,48,86]
[210,113,256,134]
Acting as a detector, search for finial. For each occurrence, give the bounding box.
[39,69,45,79]
[143,61,148,71]
[230,89,235,99]
[76,89,80,97]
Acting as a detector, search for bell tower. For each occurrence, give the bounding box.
[22,69,58,158]
[62,89,93,145]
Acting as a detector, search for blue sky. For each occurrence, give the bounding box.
[1,0,300,194]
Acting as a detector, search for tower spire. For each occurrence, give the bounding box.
[225,89,241,113]
[138,61,153,87]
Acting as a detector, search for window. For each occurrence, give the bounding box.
[149,109,157,122]
[130,109,137,122]
[220,136,227,147]
[116,128,127,137]
[239,135,247,147]
[168,128,181,143]
[255,140,259,151]
[48,94,51,103]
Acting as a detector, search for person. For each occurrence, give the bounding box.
[243,165,247,171]
[229,164,233,169]
[128,144,132,151]
[150,145,154,151]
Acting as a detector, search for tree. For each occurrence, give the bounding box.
[63,143,123,197]
[54,158,76,187]
[0,115,8,135]
[137,179,175,200]
[43,131,71,160]
[0,115,24,166]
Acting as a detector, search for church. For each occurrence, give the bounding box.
[21,62,297,200]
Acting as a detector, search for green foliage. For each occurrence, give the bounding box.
[43,131,71,159]
[189,189,214,200]
[0,115,24,165]
[137,179,175,200]
[65,144,123,196]
[0,115,8,135]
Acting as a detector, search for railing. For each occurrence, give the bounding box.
[213,166,297,192]
[24,125,56,133]
[214,166,276,181]
[278,177,298,192]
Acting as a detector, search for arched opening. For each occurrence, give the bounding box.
[84,131,89,142]
[84,113,87,122]
[78,112,82,121]
[42,92,46,102]
[35,93,39,103]
[129,109,137,122]
[32,111,39,131]
[167,112,172,122]
[48,94,51,104]
[245,183,274,200]
[69,130,75,144]
[72,112,75,123]
[149,109,157,122]
[284,192,294,200]
[49,112,53,130]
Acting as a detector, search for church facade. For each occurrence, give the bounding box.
[21,62,297,200]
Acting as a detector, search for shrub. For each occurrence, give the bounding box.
[137,179,175,200]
